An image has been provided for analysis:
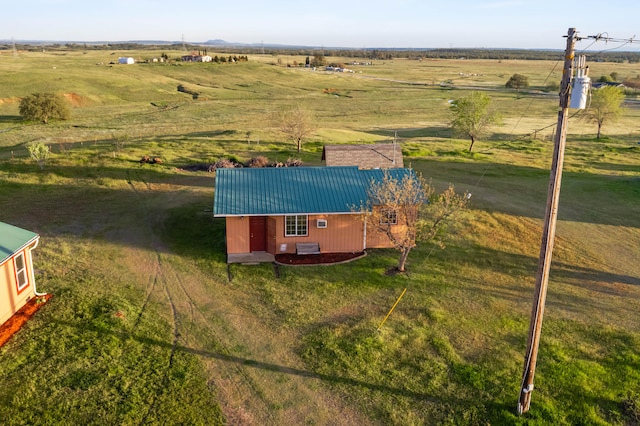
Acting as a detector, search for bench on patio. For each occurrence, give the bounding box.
[296,242,321,255]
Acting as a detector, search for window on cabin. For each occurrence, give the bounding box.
[285,215,308,236]
[380,209,398,225]
[14,252,29,292]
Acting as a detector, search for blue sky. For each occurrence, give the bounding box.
[2,0,639,50]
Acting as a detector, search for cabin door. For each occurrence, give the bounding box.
[249,216,267,252]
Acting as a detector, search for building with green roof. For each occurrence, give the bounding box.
[213,166,414,263]
[0,222,41,326]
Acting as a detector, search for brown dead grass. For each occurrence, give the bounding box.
[0,97,20,105]
[63,93,89,107]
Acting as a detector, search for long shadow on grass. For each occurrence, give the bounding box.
[1,161,214,188]
[367,126,452,139]
[0,115,21,124]
[439,245,640,301]
[588,161,640,173]
[51,318,466,406]
[413,158,640,228]
[0,175,219,254]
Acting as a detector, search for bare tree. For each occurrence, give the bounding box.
[356,170,470,272]
[277,104,314,153]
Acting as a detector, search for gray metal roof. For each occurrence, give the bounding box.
[0,222,39,266]
[322,143,404,168]
[213,166,413,217]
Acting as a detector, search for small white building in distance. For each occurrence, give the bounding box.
[118,57,135,65]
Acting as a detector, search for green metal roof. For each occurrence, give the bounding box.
[0,222,39,265]
[213,166,414,217]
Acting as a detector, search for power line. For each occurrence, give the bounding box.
[584,33,638,45]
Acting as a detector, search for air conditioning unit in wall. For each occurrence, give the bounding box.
[316,219,327,229]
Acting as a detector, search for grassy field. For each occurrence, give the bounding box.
[0,49,639,425]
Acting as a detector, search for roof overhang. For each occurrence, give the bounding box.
[0,234,39,267]
[214,211,366,218]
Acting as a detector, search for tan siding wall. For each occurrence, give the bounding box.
[225,217,250,254]
[365,223,405,248]
[365,208,411,249]
[271,214,365,254]
[224,214,399,254]
[0,249,35,326]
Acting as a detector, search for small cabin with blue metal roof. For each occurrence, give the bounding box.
[0,222,41,326]
[213,166,414,263]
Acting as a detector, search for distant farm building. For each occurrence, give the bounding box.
[118,57,135,65]
[181,55,212,62]
[322,143,404,169]
[325,66,354,73]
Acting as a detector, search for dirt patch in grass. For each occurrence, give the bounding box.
[0,294,52,348]
[0,97,20,105]
[63,93,89,107]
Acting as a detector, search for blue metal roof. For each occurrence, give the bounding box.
[0,222,39,265]
[213,166,414,217]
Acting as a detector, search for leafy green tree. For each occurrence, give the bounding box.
[355,170,469,272]
[506,73,530,91]
[27,141,50,170]
[19,92,71,123]
[310,54,326,68]
[450,92,501,152]
[587,86,625,139]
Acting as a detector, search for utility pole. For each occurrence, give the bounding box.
[516,27,578,415]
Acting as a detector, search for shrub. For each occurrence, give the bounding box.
[247,156,269,168]
[19,92,71,123]
[505,74,529,91]
[26,141,50,170]
[177,84,200,100]
[210,158,240,172]
[285,158,303,167]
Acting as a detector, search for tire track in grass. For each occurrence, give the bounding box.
[126,171,371,425]
[126,173,159,332]
[139,255,180,426]
[126,171,274,424]
[126,172,182,424]
[154,249,277,424]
